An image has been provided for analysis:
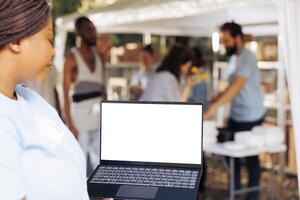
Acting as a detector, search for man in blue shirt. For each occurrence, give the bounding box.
[205,22,266,200]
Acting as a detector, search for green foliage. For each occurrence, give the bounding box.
[50,0,117,18]
[51,0,81,19]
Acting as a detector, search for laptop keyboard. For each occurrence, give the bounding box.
[90,166,199,189]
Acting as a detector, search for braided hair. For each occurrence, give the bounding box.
[0,0,50,49]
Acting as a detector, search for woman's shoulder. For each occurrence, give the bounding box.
[16,85,46,102]
[0,86,36,116]
[152,71,176,82]
[16,85,56,113]
[0,106,22,143]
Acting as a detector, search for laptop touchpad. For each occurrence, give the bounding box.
[116,185,158,199]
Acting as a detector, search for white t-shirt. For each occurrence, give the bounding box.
[140,71,180,101]
[0,85,89,200]
[129,66,157,90]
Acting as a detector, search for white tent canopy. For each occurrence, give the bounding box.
[55,0,280,70]
[56,0,278,36]
[54,0,300,194]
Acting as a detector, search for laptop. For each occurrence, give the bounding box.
[88,101,203,200]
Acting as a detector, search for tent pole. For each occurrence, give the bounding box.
[143,32,152,45]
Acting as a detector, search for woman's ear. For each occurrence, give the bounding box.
[7,40,22,53]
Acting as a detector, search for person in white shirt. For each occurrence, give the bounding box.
[63,17,106,172]
[140,45,198,102]
[0,1,111,200]
[130,44,157,100]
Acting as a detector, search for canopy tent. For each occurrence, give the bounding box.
[56,0,278,36]
[55,0,279,69]
[54,0,300,193]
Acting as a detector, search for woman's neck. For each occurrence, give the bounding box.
[0,76,17,100]
[0,59,18,99]
[143,63,154,73]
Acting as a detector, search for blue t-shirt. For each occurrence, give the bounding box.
[229,48,266,122]
[0,85,89,200]
[188,81,209,112]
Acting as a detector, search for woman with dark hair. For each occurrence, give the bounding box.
[0,1,113,200]
[140,45,196,101]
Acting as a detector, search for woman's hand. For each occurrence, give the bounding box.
[181,76,204,102]
[185,76,201,88]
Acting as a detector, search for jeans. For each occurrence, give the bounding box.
[227,116,265,200]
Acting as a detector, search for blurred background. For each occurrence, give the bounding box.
[37,0,300,199]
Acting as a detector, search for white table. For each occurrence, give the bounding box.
[204,143,286,200]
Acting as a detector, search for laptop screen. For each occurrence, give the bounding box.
[101,102,203,165]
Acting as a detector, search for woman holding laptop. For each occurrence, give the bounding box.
[0,1,111,199]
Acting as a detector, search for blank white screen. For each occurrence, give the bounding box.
[101,102,203,165]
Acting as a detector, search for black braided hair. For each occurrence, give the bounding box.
[0,0,50,48]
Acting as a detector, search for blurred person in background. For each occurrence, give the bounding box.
[97,34,112,63]
[140,44,199,102]
[63,16,105,175]
[187,47,209,111]
[130,44,157,100]
[0,1,92,199]
[204,22,266,200]
[184,47,209,195]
